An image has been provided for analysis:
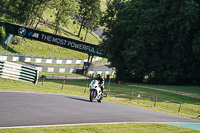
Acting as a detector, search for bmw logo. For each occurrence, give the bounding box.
[18,27,26,36]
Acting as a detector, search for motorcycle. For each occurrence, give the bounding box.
[89,80,103,102]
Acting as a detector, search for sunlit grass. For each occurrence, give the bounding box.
[128,83,200,96]
[0,123,199,133]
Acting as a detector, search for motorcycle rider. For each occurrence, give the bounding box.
[95,74,104,97]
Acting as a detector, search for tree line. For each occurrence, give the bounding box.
[1,0,200,84]
[100,0,200,84]
[0,0,101,41]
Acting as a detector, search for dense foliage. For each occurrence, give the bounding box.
[53,0,78,34]
[0,0,100,36]
[1,0,200,84]
[0,26,6,39]
[77,0,101,41]
[101,0,200,84]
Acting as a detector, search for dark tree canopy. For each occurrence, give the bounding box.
[101,0,200,84]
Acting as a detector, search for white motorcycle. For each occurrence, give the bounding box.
[89,80,103,102]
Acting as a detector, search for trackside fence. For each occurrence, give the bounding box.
[102,85,200,118]
[0,60,38,84]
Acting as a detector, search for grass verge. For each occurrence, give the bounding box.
[0,39,89,59]
[127,83,200,96]
[0,123,199,133]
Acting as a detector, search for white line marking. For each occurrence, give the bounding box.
[0,122,199,129]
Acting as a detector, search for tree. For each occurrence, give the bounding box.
[77,0,89,37]
[100,0,128,81]
[84,0,101,41]
[0,0,13,12]
[35,0,53,28]
[53,0,78,34]
[25,0,48,27]
[0,0,8,12]
[77,0,101,39]
[100,0,121,32]
[1,0,47,25]
[0,0,29,23]
[101,0,200,84]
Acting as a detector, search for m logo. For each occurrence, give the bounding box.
[18,27,26,36]
[28,32,39,38]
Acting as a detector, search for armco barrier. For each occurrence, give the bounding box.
[0,60,38,84]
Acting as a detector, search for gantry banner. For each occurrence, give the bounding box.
[2,22,102,56]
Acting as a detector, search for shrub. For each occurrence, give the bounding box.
[11,36,22,45]
[0,26,6,39]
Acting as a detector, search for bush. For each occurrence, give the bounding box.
[11,36,22,45]
[0,26,6,39]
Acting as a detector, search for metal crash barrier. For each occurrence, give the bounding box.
[0,60,38,84]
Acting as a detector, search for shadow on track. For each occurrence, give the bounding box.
[66,96,90,102]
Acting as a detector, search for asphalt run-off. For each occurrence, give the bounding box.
[0,91,199,130]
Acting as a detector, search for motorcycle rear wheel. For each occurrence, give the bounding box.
[97,99,102,103]
[97,95,103,103]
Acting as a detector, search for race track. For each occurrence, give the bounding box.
[0,91,199,128]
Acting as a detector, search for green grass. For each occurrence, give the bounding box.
[0,123,199,133]
[93,58,108,65]
[0,41,88,59]
[129,83,200,96]
[42,8,57,23]
[38,21,101,45]
[39,72,85,77]
[0,78,199,120]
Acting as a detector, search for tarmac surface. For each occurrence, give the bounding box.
[0,91,199,128]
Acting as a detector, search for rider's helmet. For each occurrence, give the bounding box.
[97,74,101,78]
